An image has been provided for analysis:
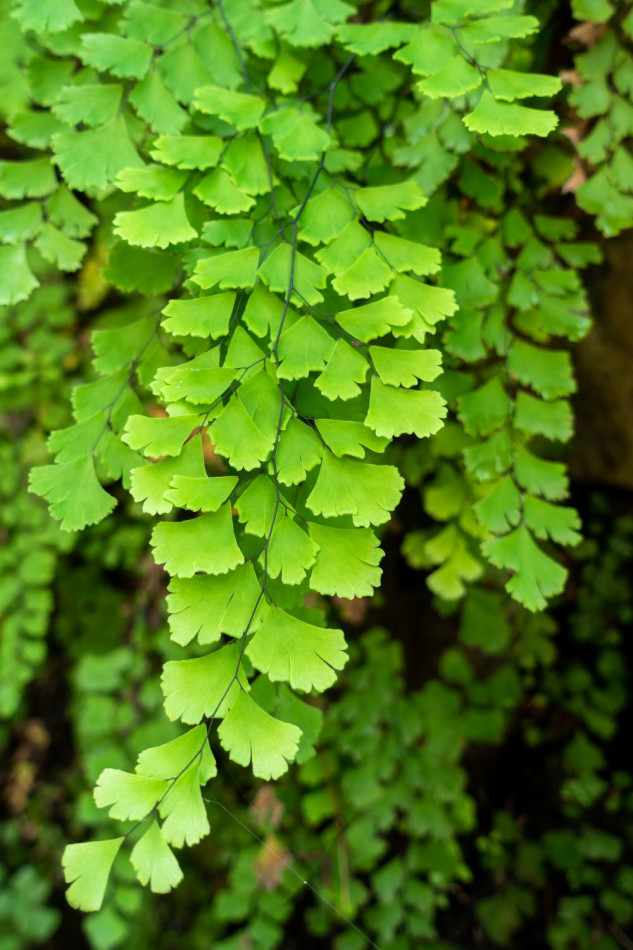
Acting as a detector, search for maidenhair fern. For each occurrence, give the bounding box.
[569,0,633,235]
[0,0,619,912]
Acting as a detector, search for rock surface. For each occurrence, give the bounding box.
[570,233,633,490]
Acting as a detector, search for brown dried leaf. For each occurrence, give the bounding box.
[254,834,291,890]
[5,762,37,814]
[332,596,369,625]
[562,120,587,145]
[563,162,587,194]
[250,784,284,829]
[567,21,607,47]
[560,70,582,88]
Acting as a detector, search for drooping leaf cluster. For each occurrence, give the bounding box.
[568,0,633,235]
[0,278,77,717]
[5,0,451,901]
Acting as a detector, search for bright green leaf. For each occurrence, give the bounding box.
[247,606,347,692]
[63,839,123,913]
[162,642,248,723]
[218,691,302,780]
[130,821,183,894]
[150,507,244,578]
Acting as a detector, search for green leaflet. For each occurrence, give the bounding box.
[316,221,371,275]
[515,392,573,442]
[194,85,266,130]
[337,21,417,55]
[276,419,323,484]
[52,117,143,191]
[130,441,206,516]
[507,340,575,399]
[315,339,369,401]
[265,515,319,584]
[114,194,197,249]
[459,378,511,437]
[104,243,179,294]
[150,135,223,169]
[164,475,238,513]
[121,3,186,44]
[150,507,244,578]
[523,496,582,546]
[0,203,43,243]
[355,181,426,222]
[332,247,394,300]
[459,15,539,42]
[246,605,348,692]
[29,457,117,531]
[0,158,57,199]
[370,346,443,387]
[464,92,558,138]
[210,371,282,468]
[94,769,168,821]
[193,248,259,290]
[130,821,183,894]
[159,764,210,848]
[474,477,522,534]
[487,69,562,101]
[62,839,124,912]
[277,315,335,379]
[482,525,568,611]
[335,298,412,341]
[34,222,84,271]
[391,276,457,340]
[222,134,271,196]
[157,366,237,406]
[54,84,123,127]
[193,168,256,214]
[130,71,188,135]
[307,452,404,527]
[308,523,384,598]
[162,294,236,339]
[258,243,327,304]
[266,0,353,48]
[14,0,83,33]
[162,642,249,723]
[365,378,447,439]
[136,725,216,783]
[218,691,302,780]
[116,166,188,201]
[167,564,264,645]
[50,191,95,244]
[425,530,484,601]
[418,57,482,99]
[514,447,568,501]
[298,188,355,245]
[315,419,388,458]
[0,243,39,305]
[260,108,331,161]
[373,233,442,277]
[210,395,279,469]
[394,26,458,77]
[234,475,277,536]
[123,415,200,458]
[80,33,152,79]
